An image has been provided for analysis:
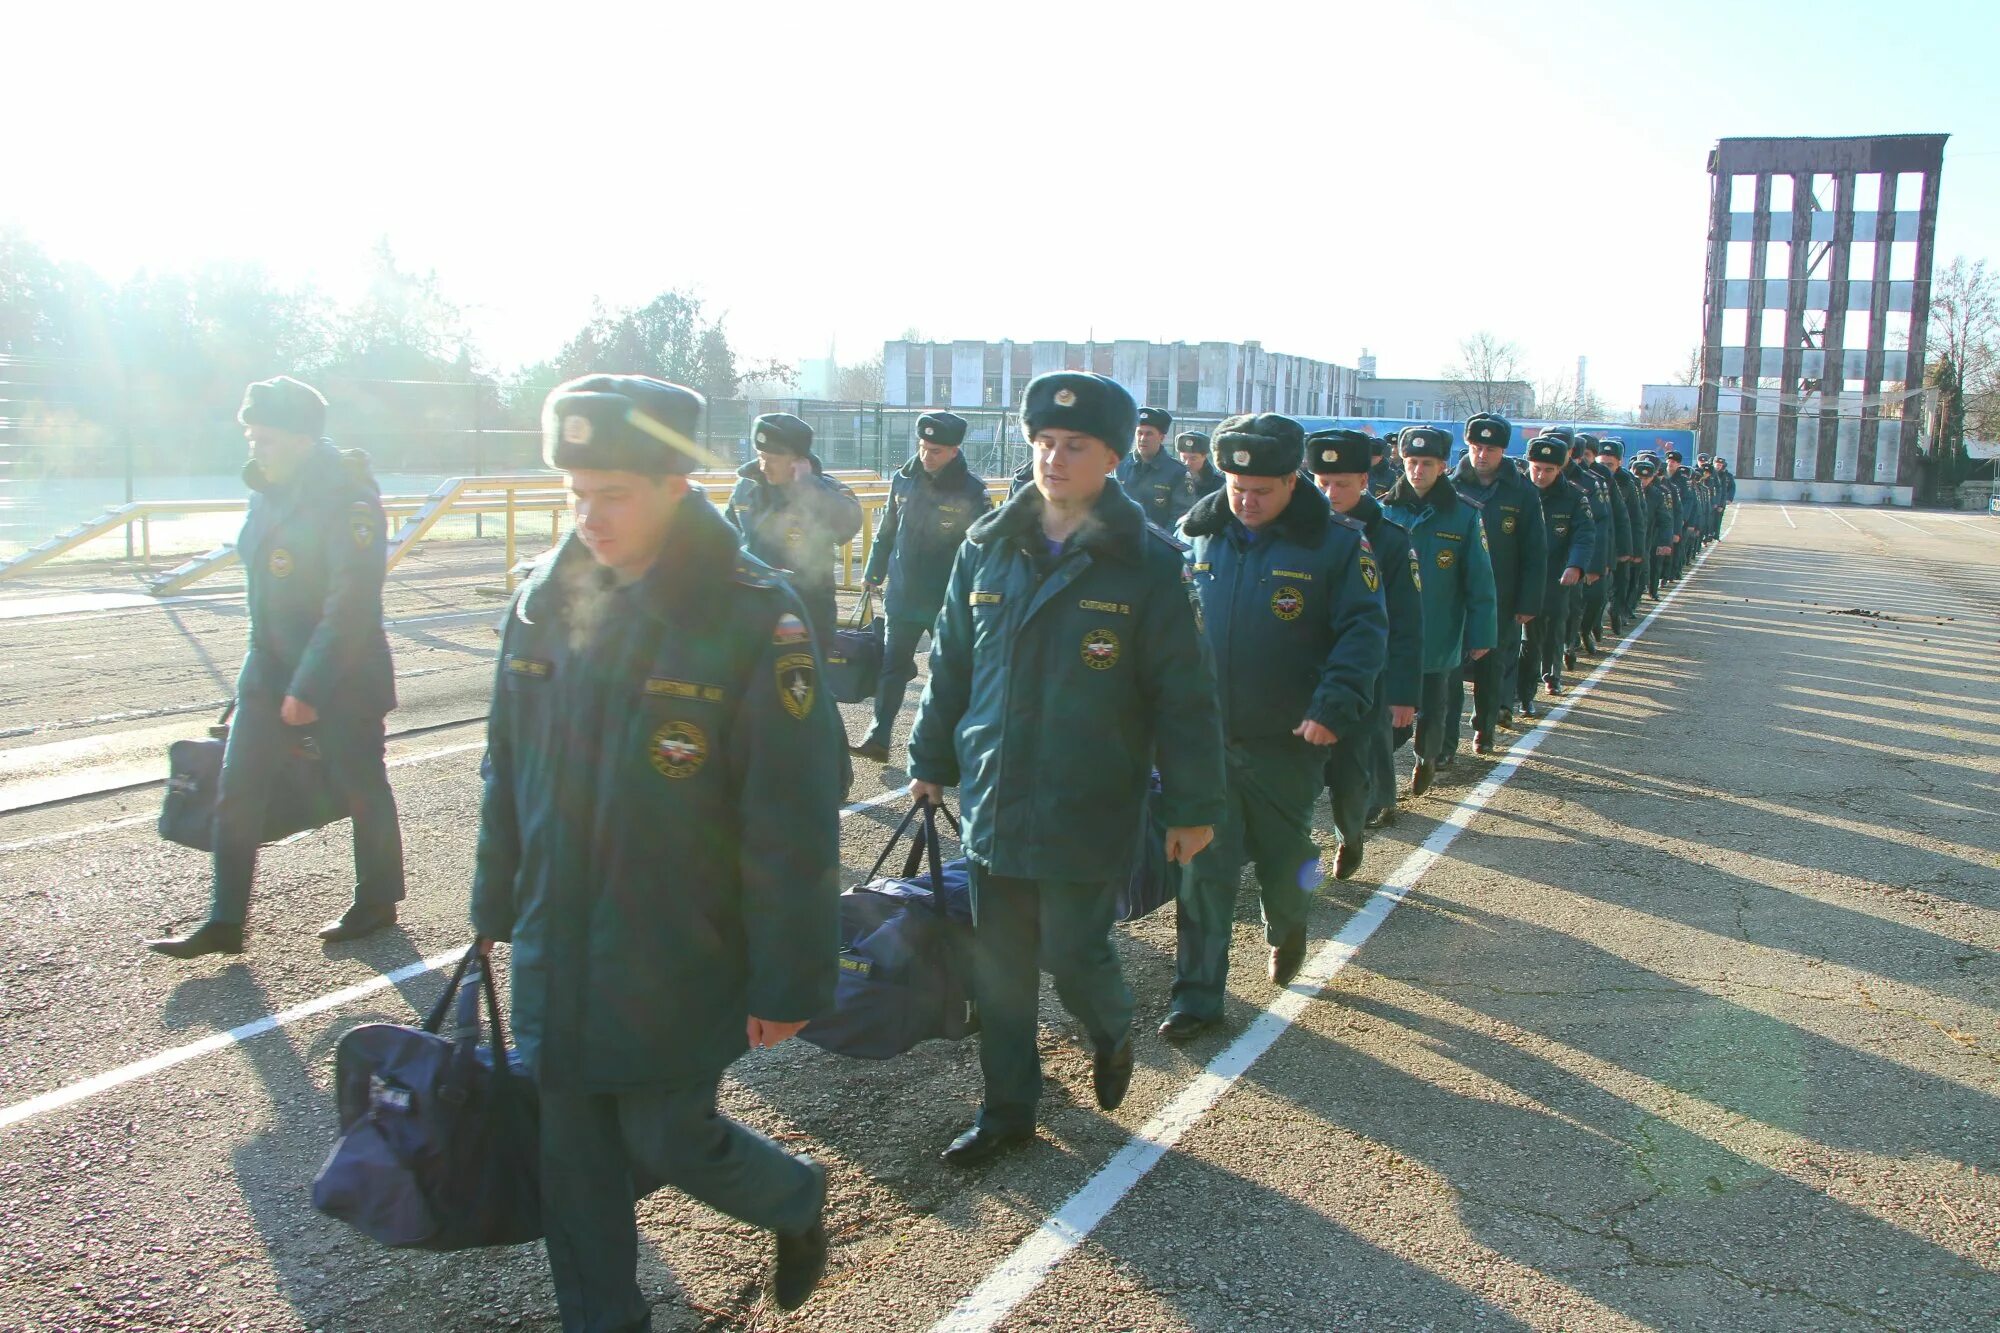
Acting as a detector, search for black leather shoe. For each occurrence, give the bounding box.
[769,1160,828,1312]
[146,921,243,959]
[942,1124,1034,1167]
[1157,1010,1217,1043]
[1473,733,1495,757]
[1496,709,1514,730]
[1518,700,1540,720]
[1093,1031,1134,1111]
[1334,840,1363,880]
[1437,752,1459,773]
[317,904,397,943]
[1411,758,1436,797]
[848,740,889,763]
[1546,677,1563,697]
[1364,806,1397,830]
[1564,648,1578,671]
[1268,926,1308,986]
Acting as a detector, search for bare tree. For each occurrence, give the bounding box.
[1441,332,1527,416]
[1534,372,1609,424]
[833,353,884,401]
[1927,257,2000,454]
[1677,344,1703,387]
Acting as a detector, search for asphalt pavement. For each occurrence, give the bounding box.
[0,511,1994,1332]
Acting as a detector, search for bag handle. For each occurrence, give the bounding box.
[862,795,961,915]
[421,944,511,1057]
[422,945,479,1034]
[845,586,875,629]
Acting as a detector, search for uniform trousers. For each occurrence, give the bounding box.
[1174,737,1321,1021]
[540,1084,821,1333]
[1445,619,1519,751]
[862,615,929,751]
[968,865,1131,1133]
[1325,701,1379,847]
[210,693,404,926]
[1522,586,1569,698]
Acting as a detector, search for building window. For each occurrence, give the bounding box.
[907,374,925,404]
[1405,399,1422,417]
[1147,378,1169,407]
[984,375,1002,406]
[1092,346,1112,375]
[1177,379,1199,411]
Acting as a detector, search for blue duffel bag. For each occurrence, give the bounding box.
[801,798,978,1059]
[1116,771,1175,923]
[825,590,887,704]
[312,946,542,1250]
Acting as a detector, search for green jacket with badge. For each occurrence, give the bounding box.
[469,492,843,1091]
[1114,448,1188,529]
[1182,481,1386,741]
[1379,476,1498,674]
[862,450,993,623]
[235,440,395,717]
[907,478,1225,882]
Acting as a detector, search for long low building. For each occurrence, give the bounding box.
[883,339,1363,420]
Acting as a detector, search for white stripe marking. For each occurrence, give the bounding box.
[1778,504,1797,528]
[0,785,913,1131]
[1824,508,1861,532]
[1874,511,1929,533]
[928,521,1736,1333]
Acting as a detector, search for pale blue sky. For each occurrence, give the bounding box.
[10,0,1996,410]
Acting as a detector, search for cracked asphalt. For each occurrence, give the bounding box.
[0,505,1995,1332]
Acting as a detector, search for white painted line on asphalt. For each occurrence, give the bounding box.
[928,520,1738,1333]
[1874,511,1929,534]
[0,785,912,1132]
[1778,504,1797,528]
[1824,509,1862,532]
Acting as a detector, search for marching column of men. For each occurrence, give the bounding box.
[152,367,1731,1328]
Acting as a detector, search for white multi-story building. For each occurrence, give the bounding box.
[882,339,1362,419]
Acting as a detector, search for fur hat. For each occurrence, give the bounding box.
[542,374,706,475]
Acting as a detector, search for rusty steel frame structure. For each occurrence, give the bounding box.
[1697,134,1947,493]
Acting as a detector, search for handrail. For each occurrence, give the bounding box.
[2,469,1015,596]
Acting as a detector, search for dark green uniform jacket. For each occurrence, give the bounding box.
[1665,470,1695,537]
[1115,448,1188,529]
[1347,492,1425,711]
[1008,459,1035,498]
[1609,469,1646,554]
[470,493,843,1091]
[907,479,1226,881]
[1589,461,1636,564]
[1182,482,1387,741]
[1535,475,1597,581]
[1168,461,1224,525]
[862,452,993,623]
[1450,458,1548,623]
[725,456,863,597]
[1379,478,1499,674]
[1639,477,1671,548]
[235,441,395,716]
[1715,468,1737,504]
[1567,463,1617,576]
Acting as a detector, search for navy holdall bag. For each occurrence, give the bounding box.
[312,945,541,1250]
[801,798,977,1059]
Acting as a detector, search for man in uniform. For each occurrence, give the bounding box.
[471,375,843,1323]
[1565,434,1620,658]
[1597,438,1647,624]
[1368,433,1400,495]
[1650,451,1685,584]
[1631,453,1674,601]
[148,376,405,958]
[1163,415,1386,1042]
[1169,430,1224,520]
[1523,435,1596,700]
[1585,436,1635,638]
[1447,414,1545,756]
[908,372,1223,1166]
[1380,426,1496,796]
[1664,446,1696,576]
[854,412,993,764]
[1116,405,1186,528]
[1709,455,1735,537]
[1308,430,1422,837]
[726,413,864,652]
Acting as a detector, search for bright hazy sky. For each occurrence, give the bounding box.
[11,0,1998,411]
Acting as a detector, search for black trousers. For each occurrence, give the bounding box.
[1523,586,1569,697]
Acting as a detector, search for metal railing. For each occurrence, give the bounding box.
[1,468,1014,597]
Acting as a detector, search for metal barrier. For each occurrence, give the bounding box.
[0,468,1010,596]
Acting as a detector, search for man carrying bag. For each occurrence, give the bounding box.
[474,375,844,1326]
[148,376,405,959]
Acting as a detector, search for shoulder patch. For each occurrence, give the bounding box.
[772,612,811,645]
[1144,522,1192,555]
[1328,511,1366,532]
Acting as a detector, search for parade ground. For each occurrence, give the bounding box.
[0,501,1995,1332]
